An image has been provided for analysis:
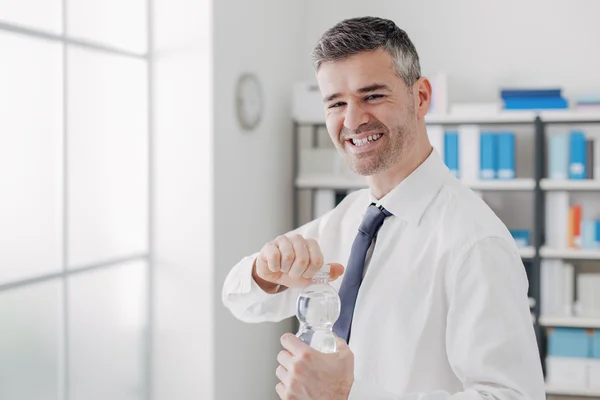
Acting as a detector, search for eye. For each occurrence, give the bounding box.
[365,94,384,101]
[328,102,346,109]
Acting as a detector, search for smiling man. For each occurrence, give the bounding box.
[222,17,545,400]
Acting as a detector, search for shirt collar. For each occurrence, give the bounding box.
[368,148,449,226]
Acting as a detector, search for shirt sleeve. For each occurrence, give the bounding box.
[349,236,546,400]
[221,214,327,324]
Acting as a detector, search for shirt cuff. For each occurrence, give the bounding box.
[226,253,286,301]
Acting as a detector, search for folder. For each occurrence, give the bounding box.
[480,132,497,180]
[569,131,587,180]
[587,139,595,179]
[498,132,516,179]
[444,131,459,178]
[583,220,597,250]
[549,134,569,180]
[545,192,570,248]
[572,205,582,248]
[458,125,480,182]
[427,125,445,159]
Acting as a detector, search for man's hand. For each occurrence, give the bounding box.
[275,333,354,400]
[253,234,345,292]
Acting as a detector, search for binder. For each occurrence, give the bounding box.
[569,131,587,180]
[549,134,569,180]
[480,132,497,180]
[458,125,480,182]
[564,263,574,316]
[587,139,595,179]
[545,192,569,248]
[583,220,597,249]
[444,131,459,178]
[427,125,445,158]
[498,132,516,179]
[572,205,582,248]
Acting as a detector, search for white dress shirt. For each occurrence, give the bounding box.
[222,149,545,400]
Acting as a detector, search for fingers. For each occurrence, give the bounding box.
[275,365,288,385]
[275,381,286,399]
[334,334,348,350]
[302,238,324,279]
[261,242,281,273]
[328,263,346,281]
[281,333,312,357]
[275,236,295,273]
[277,349,293,369]
[288,235,310,279]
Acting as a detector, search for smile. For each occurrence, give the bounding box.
[350,133,383,147]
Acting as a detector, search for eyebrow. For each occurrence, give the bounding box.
[323,83,392,103]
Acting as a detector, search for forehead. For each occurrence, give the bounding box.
[316,49,401,97]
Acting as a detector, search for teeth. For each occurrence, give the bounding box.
[351,134,382,146]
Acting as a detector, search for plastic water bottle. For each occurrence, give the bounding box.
[295,264,341,353]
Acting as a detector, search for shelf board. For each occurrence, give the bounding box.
[519,247,536,259]
[540,179,600,191]
[425,111,537,125]
[464,178,536,191]
[295,175,367,190]
[539,110,600,123]
[540,247,600,260]
[546,385,600,397]
[296,175,537,191]
[539,315,600,329]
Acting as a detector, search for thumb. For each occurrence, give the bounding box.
[328,263,345,281]
[334,334,349,351]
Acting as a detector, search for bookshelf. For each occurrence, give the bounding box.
[292,110,600,389]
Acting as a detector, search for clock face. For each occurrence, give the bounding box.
[236,73,263,130]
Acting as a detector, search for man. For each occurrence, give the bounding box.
[222,16,545,400]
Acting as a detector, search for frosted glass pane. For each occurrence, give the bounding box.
[0,280,62,400]
[69,260,147,400]
[68,48,148,268]
[0,33,63,284]
[67,0,147,53]
[0,0,62,33]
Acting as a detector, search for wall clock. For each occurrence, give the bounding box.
[235,73,263,131]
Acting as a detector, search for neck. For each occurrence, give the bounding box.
[367,128,433,200]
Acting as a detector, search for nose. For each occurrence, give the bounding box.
[343,102,369,132]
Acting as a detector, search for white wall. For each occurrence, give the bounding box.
[300,0,600,103]
[213,0,307,399]
[152,0,214,399]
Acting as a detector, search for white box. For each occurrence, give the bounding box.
[546,357,588,388]
[292,81,325,123]
[588,360,600,389]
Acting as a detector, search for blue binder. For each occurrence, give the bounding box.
[498,132,515,179]
[444,132,459,178]
[569,131,587,180]
[480,132,497,180]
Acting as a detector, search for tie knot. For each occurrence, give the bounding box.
[358,204,392,238]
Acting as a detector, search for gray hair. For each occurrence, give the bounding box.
[312,17,421,88]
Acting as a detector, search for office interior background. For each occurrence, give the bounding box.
[2,0,600,399]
